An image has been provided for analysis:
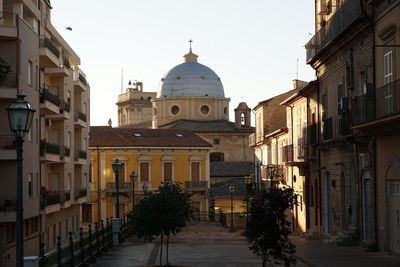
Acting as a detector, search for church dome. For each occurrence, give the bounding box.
[157,48,225,98]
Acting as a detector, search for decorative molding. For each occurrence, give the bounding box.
[189,155,201,161]
[138,154,152,161]
[161,155,176,161]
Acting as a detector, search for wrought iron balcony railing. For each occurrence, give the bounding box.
[282,144,293,162]
[185,181,208,191]
[45,190,61,206]
[40,88,61,106]
[75,188,87,199]
[78,150,87,159]
[74,110,87,122]
[64,146,70,157]
[40,36,60,58]
[106,182,132,192]
[40,139,60,155]
[305,0,363,63]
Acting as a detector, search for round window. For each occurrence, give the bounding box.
[224,107,228,115]
[171,105,180,115]
[200,105,209,115]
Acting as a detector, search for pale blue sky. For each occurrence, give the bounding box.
[51,0,316,126]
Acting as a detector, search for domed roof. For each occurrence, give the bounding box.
[157,48,225,98]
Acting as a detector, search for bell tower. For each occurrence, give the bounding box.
[234,102,251,128]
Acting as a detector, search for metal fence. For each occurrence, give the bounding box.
[39,218,131,267]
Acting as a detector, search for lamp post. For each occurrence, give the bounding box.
[112,159,123,219]
[244,176,252,228]
[228,184,235,232]
[266,164,275,190]
[130,171,137,212]
[7,93,35,267]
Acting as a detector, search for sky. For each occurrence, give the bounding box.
[51,0,316,126]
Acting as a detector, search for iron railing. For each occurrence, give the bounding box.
[306,0,363,63]
[74,110,87,122]
[352,79,400,126]
[106,182,132,193]
[39,218,131,267]
[185,181,208,191]
[78,150,87,159]
[63,101,71,112]
[63,57,71,69]
[46,190,61,206]
[261,164,285,179]
[297,138,308,158]
[40,88,61,106]
[40,139,60,155]
[61,190,71,202]
[64,146,70,157]
[75,188,87,199]
[0,198,16,211]
[282,144,293,162]
[323,117,333,141]
[40,36,60,58]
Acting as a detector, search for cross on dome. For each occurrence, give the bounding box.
[184,39,198,62]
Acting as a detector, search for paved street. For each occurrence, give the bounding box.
[90,222,400,267]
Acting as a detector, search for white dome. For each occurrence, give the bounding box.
[157,51,225,98]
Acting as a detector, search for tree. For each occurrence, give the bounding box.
[243,187,298,267]
[130,182,191,266]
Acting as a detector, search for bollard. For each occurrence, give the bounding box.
[95,222,100,255]
[101,220,106,251]
[57,236,62,266]
[68,232,74,267]
[79,228,84,265]
[88,224,93,259]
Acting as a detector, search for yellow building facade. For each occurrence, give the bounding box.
[86,126,212,224]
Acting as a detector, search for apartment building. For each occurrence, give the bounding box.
[0,0,90,264]
[88,126,211,223]
[305,0,374,241]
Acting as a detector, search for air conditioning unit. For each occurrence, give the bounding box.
[317,0,328,15]
[359,153,371,169]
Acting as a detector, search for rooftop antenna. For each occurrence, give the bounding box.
[120,68,123,94]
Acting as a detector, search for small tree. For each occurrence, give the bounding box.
[130,183,191,266]
[243,187,298,267]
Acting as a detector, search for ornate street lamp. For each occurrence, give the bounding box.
[142,182,148,195]
[7,93,35,267]
[228,184,235,232]
[112,159,123,219]
[266,164,275,190]
[130,171,137,212]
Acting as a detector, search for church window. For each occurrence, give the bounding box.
[175,76,181,80]
[171,105,180,115]
[200,105,209,115]
[210,152,224,162]
[241,112,246,126]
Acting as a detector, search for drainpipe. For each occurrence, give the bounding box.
[317,80,323,236]
[97,146,101,222]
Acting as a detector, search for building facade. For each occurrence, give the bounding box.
[88,126,212,224]
[0,0,90,264]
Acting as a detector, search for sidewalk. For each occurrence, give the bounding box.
[292,236,400,267]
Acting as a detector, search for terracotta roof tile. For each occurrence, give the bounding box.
[90,126,212,148]
[158,119,254,133]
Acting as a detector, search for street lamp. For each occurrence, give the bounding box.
[7,93,35,267]
[130,171,137,212]
[228,184,235,232]
[244,176,253,228]
[266,164,275,190]
[142,182,148,195]
[112,159,123,219]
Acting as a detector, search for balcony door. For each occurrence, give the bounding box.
[191,162,200,182]
[384,51,394,115]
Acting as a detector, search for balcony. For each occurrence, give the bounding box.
[0,198,16,211]
[0,13,17,38]
[339,111,352,136]
[46,100,71,120]
[352,80,400,134]
[185,181,208,191]
[60,190,71,202]
[73,68,89,92]
[40,139,60,162]
[40,88,60,115]
[323,117,333,141]
[248,133,256,147]
[261,164,285,180]
[74,110,87,128]
[106,182,132,193]
[0,135,16,160]
[0,73,18,99]
[61,146,70,162]
[39,35,60,68]
[75,188,87,199]
[282,144,294,163]
[297,138,308,159]
[305,0,363,63]
[75,149,87,164]
[46,190,61,205]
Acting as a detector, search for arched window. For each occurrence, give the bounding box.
[241,112,246,126]
[210,152,224,162]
